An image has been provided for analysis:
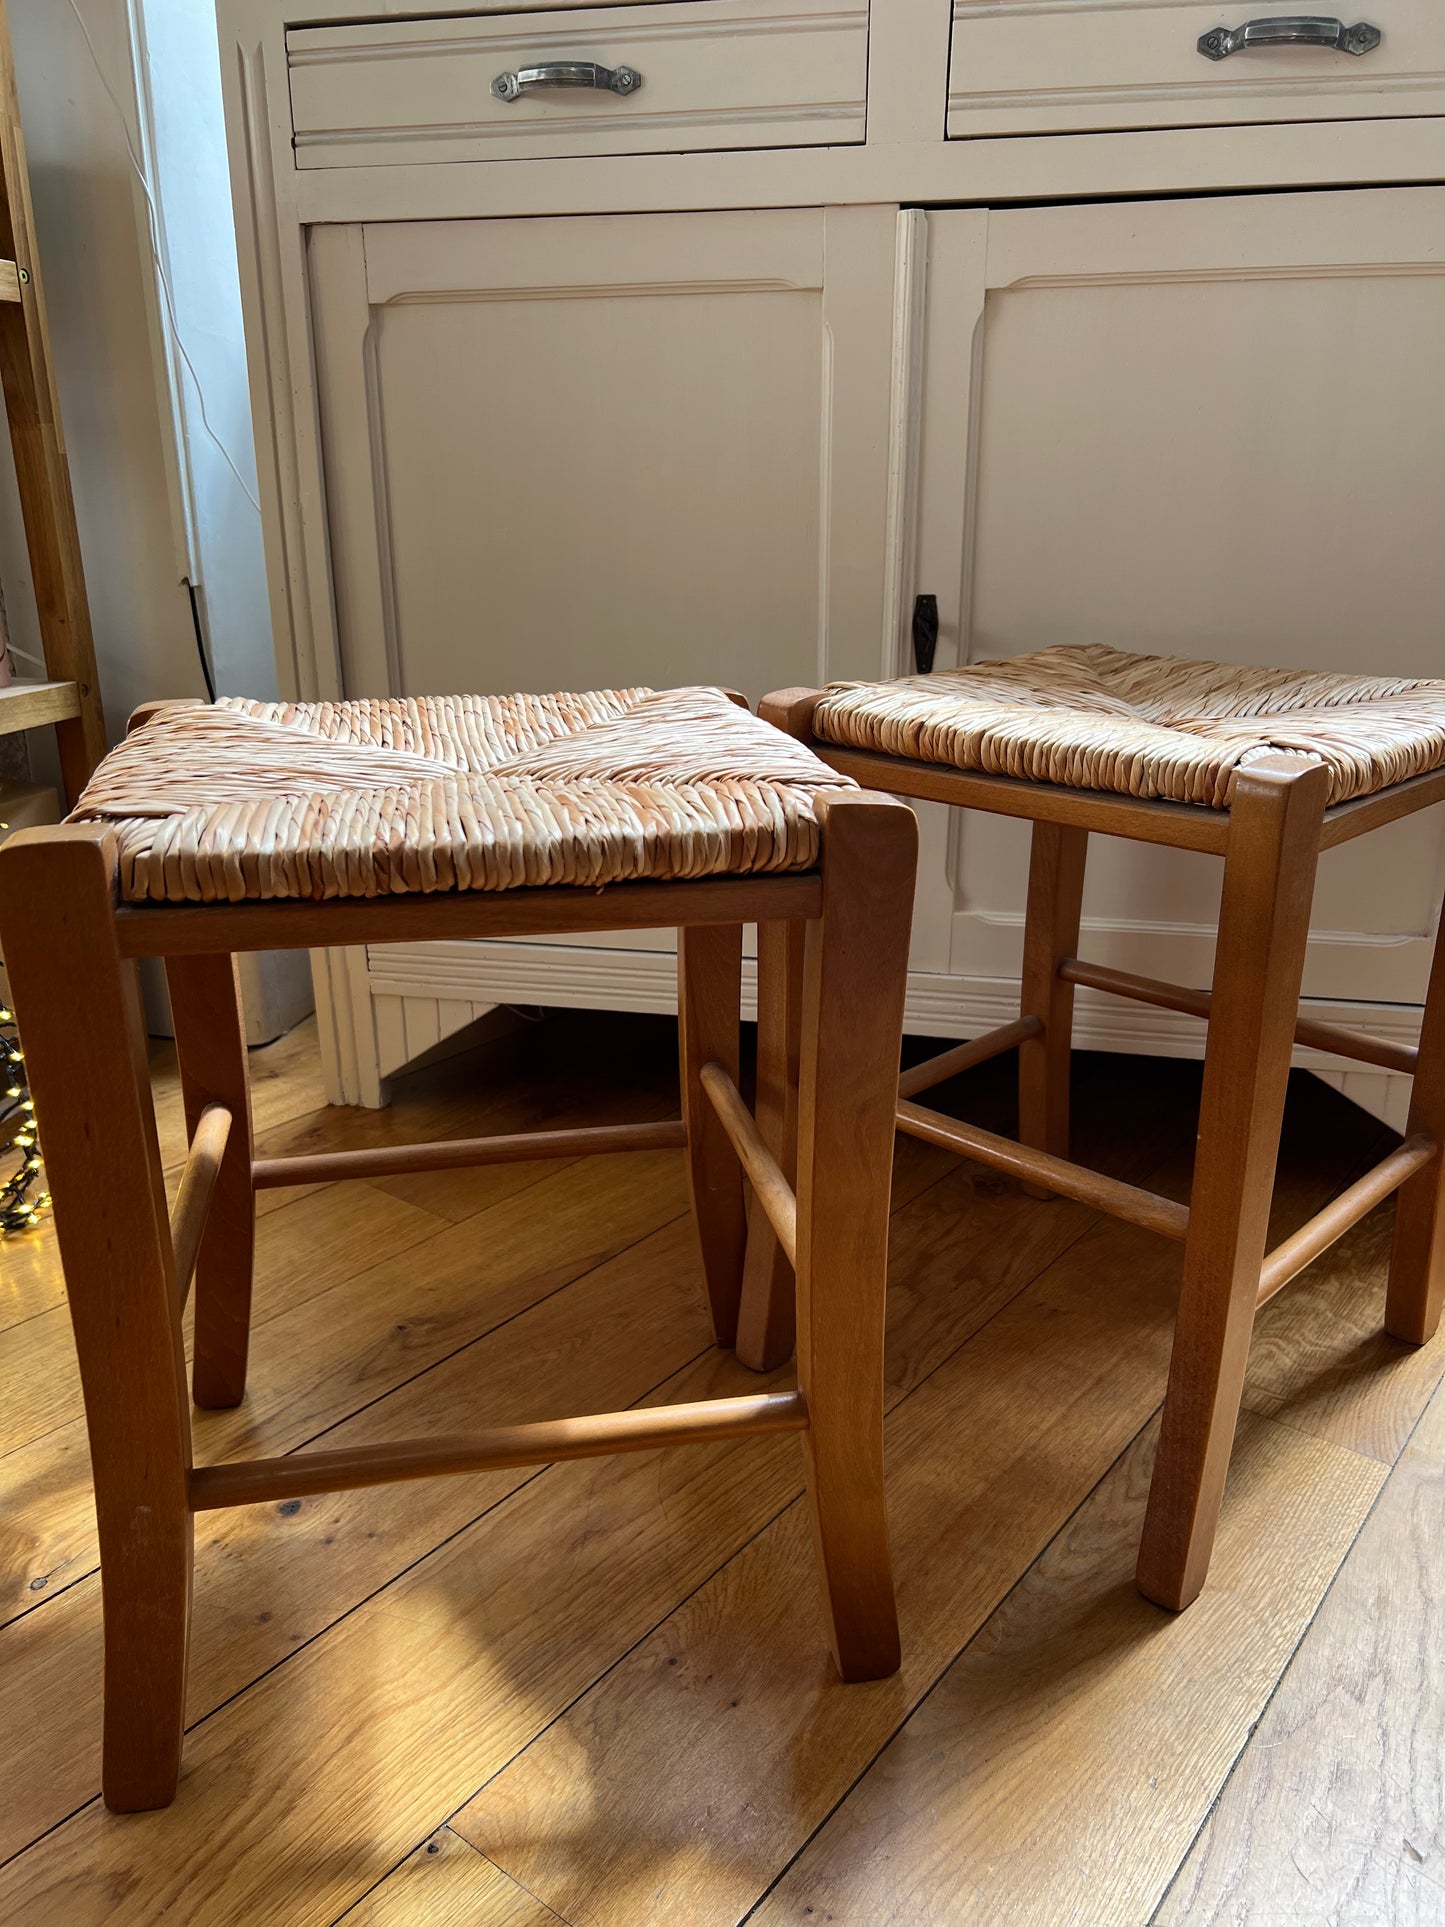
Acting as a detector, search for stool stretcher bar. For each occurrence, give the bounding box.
[896,1097,1191,1242]
[113,871,825,959]
[170,1103,232,1311]
[1257,1133,1438,1307]
[188,1389,809,1510]
[1059,957,1418,1078]
[252,1117,687,1189]
[898,1016,1043,1101]
[817,745,1234,854]
[700,1061,798,1267]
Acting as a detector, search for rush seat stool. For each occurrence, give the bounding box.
[758,645,1445,1612]
[0,683,917,1810]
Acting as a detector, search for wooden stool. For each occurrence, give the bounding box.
[759,646,1445,1612]
[0,684,917,1812]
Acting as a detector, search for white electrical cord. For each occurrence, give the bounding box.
[63,0,263,517]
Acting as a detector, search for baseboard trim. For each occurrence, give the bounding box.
[360,938,1422,1069]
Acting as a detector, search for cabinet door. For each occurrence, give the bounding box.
[310,205,900,706]
[305,206,904,1094]
[912,188,1445,1081]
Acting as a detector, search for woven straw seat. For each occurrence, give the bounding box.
[70,685,853,905]
[812,644,1445,809]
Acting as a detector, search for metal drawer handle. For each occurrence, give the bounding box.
[1198,16,1381,58]
[491,61,643,102]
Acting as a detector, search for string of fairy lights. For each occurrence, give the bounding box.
[0,799,48,1231]
[0,1001,47,1233]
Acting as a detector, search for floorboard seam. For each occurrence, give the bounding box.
[291,1208,694,1454]
[731,1126,1392,1927]
[437,1120,1201,1908]
[735,1400,1167,1926]
[1147,1377,1445,1925]
[0,1203,694,1638]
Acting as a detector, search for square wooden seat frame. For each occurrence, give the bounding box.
[753,686,1445,1615]
[0,766,918,1814]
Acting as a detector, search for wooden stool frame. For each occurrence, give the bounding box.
[0,786,917,1813]
[754,688,1445,1615]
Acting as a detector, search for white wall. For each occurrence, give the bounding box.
[0,0,276,755]
[1,0,198,747]
[0,2,307,1041]
[135,0,274,700]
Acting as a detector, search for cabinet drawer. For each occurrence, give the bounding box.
[947,2,1443,137]
[288,0,868,168]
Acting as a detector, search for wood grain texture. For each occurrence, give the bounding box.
[1138,759,1329,1611]
[455,1211,1196,1926]
[1060,954,1421,1077]
[811,742,1233,853]
[251,1117,687,1188]
[0,1121,954,1865]
[735,917,805,1370]
[0,675,80,732]
[1017,818,1087,1173]
[1387,900,1445,1343]
[0,1181,442,1469]
[0,1151,685,1630]
[896,1095,1191,1239]
[677,923,747,1347]
[0,1057,1161,1915]
[0,828,191,1809]
[1157,1378,1445,1927]
[150,1018,330,1171]
[450,1074,1373,1927]
[699,1063,795,1269]
[345,1829,564,1926]
[751,1411,1383,1927]
[1243,1178,1445,1464]
[169,1103,232,1313]
[188,1390,807,1510]
[0,1208,712,1867]
[0,1210,66,1329]
[895,1014,1040,1101]
[166,955,257,1408]
[113,873,824,959]
[790,791,916,1680]
[1258,1133,1437,1305]
[0,1004,1423,1923]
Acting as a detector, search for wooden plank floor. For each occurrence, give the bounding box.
[0,1008,1438,1925]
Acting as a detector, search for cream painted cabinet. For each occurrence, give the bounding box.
[304,204,907,1096]
[218,0,1445,1109]
[906,186,1445,1121]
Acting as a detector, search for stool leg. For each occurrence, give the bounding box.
[736,918,805,1371]
[166,954,257,1408]
[1137,760,1329,1612]
[796,792,916,1680]
[679,923,748,1349]
[1386,906,1445,1343]
[0,827,193,1809]
[1018,822,1089,1186]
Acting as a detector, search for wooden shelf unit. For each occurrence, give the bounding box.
[0,0,105,803]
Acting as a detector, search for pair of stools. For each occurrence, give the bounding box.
[4,648,1444,1813]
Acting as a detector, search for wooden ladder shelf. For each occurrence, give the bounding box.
[0,0,105,802]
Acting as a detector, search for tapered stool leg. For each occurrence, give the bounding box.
[736,918,805,1371]
[679,922,748,1348]
[1386,906,1445,1343]
[796,791,915,1680]
[1137,759,1329,1612]
[1018,822,1088,1185]
[167,954,256,1408]
[0,827,193,1809]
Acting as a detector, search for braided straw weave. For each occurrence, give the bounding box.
[71,686,855,905]
[813,645,1445,809]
